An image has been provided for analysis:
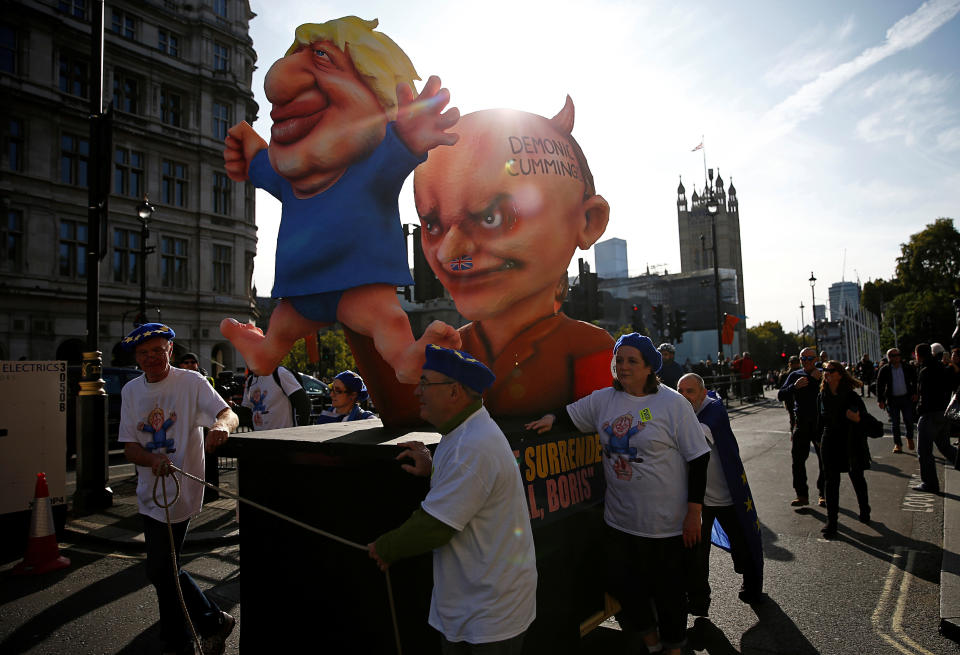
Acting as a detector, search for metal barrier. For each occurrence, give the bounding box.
[216,456,237,471]
[700,371,765,406]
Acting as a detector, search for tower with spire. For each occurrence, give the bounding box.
[676,168,747,339]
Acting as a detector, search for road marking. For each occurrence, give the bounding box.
[902,474,935,512]
[734,429,791,434]
[871,548,936,655]
[892,549,937,655]
[61,544,145,560]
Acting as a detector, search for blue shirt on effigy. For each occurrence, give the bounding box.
[249,122,422,321]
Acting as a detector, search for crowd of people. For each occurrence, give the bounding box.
[122,322,768,653]
[194,362,378,430]
[776,342,960,539]
[116,316,960,653]
[658,343,763,402]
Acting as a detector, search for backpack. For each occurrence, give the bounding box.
[245,367,311,427]
[860,411,884,439]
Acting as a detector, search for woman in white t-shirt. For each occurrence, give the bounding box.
[527,333,710,655]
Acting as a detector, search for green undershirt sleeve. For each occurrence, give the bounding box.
[375,508,458,565]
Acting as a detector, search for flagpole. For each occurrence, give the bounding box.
[701,134,708,188]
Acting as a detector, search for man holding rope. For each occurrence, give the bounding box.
[118,323,239,655]
[369,345,537,654]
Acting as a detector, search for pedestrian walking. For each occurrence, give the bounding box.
[118,323,238,655]
[856,353,876,398]
[913,343,960,493]
[817,361,871,538]
[876,348,918,453]
[779,356,800,432]
[778,347,825,507]
[678,373,764,616]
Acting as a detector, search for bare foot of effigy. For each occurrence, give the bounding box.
[219,318,283,375]
[394,320,463,383]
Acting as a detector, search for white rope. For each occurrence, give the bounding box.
[152,469,205,654]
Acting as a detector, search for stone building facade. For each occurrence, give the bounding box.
[675,168,747,345]
[1,0,259,374]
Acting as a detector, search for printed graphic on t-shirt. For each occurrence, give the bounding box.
[139,404,178,453]
[250,388,270,427]
[602,413,644,480]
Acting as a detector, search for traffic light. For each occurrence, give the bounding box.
[674,309,687,343]
[653,305,665,335]
[631,304,642,332]
[411,226,444,302]
[580,258,599,320]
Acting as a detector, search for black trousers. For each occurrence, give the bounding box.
[605,528,687,650]
[823,468,869,527]
[440,631,526,654]
[791,421,823,498]
[685,505,762,613]
[142,515,223,650]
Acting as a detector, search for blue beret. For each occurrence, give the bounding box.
[121,323,176,351]
[334,370,368,402]
[614,333,662,373]
[422,345,495,394]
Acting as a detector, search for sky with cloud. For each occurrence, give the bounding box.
[244,0,960,336]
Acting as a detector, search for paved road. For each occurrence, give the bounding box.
[1,392,957,654]
[0,541,241,654]
[587,392,953,655]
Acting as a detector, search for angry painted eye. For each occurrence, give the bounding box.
[424,219,442,236]
[313,48,329,59]
[481,208,503,229]
[476,197,519,232]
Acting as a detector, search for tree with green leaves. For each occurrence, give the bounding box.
[745,321,805,370]
[862,218,959,351]
[895,218,960,296]
[279,328,356,379]
[316,328,356,379]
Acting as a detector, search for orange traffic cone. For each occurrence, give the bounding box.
[14,472,70,575]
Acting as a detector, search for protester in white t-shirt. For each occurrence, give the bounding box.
[527,333,709,655]
[238,367,309,430]
[369,345,537,652]
[118,323,238,655]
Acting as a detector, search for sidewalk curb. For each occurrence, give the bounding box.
[942,463,960,641]
[64,521,240,550]
[63,466,240,551]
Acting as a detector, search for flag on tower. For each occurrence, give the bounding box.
[691,140,704,152]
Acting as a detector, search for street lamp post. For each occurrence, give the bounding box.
[136,196,155,326]
[809,272,818,352]
[75,0,112,515]
[799,301,806,345]
[706,193,722,362]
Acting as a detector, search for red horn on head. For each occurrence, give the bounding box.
[549,95,575,135]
